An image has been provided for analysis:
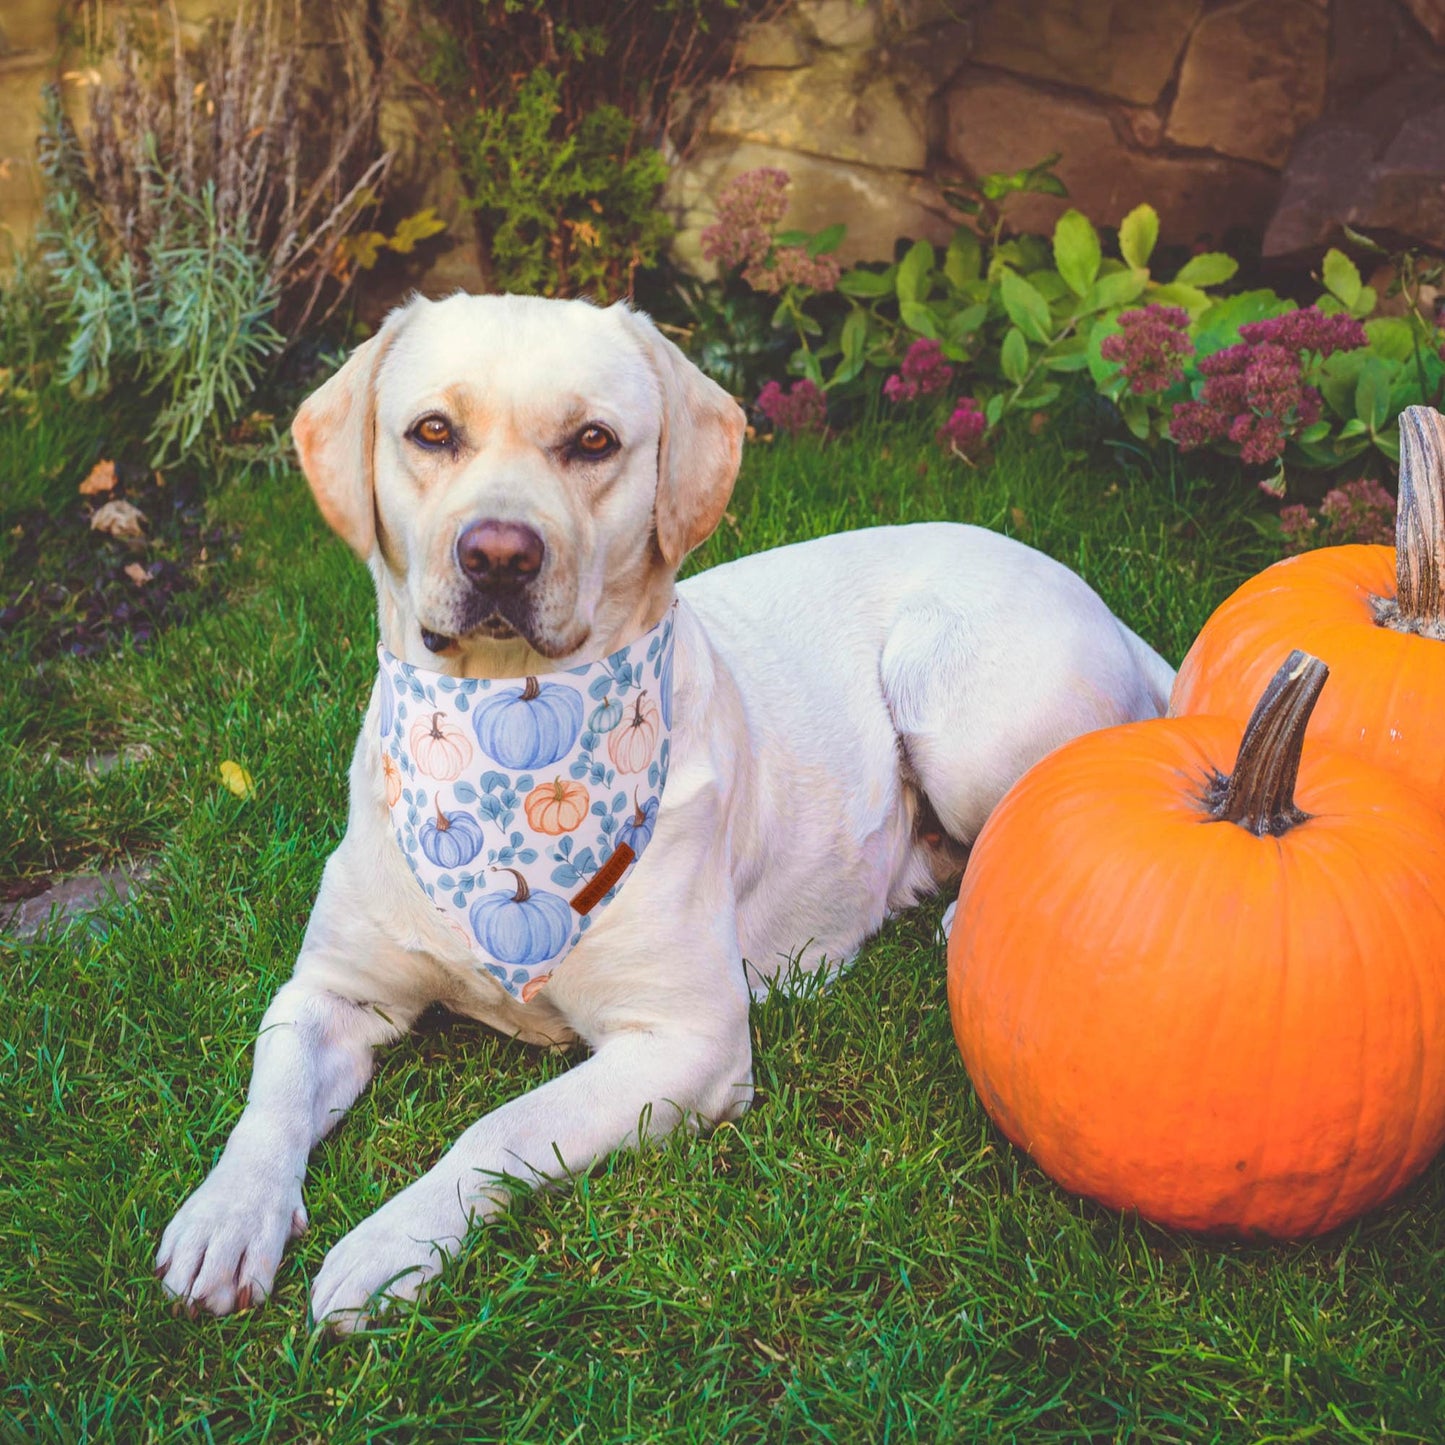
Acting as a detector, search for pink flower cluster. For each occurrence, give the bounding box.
[937,398,986,456]
[883,339,955,403]
[1170,306,1368,466]
[700,167,840,295]
[701,168,790,273]
[756,378,826,435]
[746,245,841,295]
[1098,306,1194,395]
[1238,307,1368,357]
[1171,343,1323,464]
[1280,478,1396,554]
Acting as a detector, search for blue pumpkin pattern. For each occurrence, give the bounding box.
[418,803,484,869]
[473,676,583,769]
[376,601,678,1001]
[659,637,674,729]
[377,670,397,740]
[617,791,660,852]
[470,869,573,966]
[588,694,624,735]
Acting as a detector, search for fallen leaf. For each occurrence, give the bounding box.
[79,459,118,495]
[90,499,147,538]
[219,761,254,799]
[123,562,152,586]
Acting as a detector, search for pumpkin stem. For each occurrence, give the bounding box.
[630,690,649,725]
[631,787,646,825]
[1205,649,1329,837]
[1378,405,1445,640]
[491,865,530,902]
[435,798,450,831]
[427,711,446,739]
[522,676,541,702]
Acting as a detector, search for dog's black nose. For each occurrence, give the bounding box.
[456,520,545,586]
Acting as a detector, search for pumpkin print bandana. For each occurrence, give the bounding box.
[376,604,676,1001]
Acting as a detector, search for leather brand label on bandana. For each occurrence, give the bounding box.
[375,606,675,1001]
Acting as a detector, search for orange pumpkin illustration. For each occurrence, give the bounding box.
[607,690,660,774]
[409,710,472,780]
[524,778,590,835]
[381,751,402,806]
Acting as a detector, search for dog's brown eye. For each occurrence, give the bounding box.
[574,423,618,458]
[411,415,453,449]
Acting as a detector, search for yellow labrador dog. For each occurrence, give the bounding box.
[156,294,1173,1330]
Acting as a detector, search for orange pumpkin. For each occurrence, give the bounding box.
[1171,404,1445,812]
[381,751,402,807]
[409,711,473,781]
[607,690,660,775]
[948,650,1445,1238]
[524,778,590,835]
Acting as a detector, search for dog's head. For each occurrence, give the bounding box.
[292,294,745,673]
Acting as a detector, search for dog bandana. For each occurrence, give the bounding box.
[376,605,676,1001]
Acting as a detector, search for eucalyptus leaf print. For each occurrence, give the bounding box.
[375,600,675,1001]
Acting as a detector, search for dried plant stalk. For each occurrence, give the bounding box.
[79,0,393,336]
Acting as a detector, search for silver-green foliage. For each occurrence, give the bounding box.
[38,91,283,466]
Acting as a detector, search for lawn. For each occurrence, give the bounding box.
[3,413,1442,1442]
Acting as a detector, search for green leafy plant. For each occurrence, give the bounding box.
[454,69,671,299]
[1094,245,1445,478]
[19,4,407,468]
[415,0,773,299]
[813,198,1239,446]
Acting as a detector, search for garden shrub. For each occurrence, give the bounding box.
[414,0,776,300]
[23,4,409,467]
[694,163,1445,514]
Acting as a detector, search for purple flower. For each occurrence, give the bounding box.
[1279,504,1318,555]
[1280,479,1395,555]
[756,378,826,435]
[937,398,986,456]
[744,245,841,295]
[1099,305,1195,395]
[884,338,954,404]
[701,168,792,273]
[1170,338,1321,464]
[1319,478,1396,544]
[1239,306,1367,358]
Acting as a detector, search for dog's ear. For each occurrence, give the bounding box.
[620,306,746,567]
[291,309,407,559]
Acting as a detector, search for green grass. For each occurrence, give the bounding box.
[4,416,1442,1442]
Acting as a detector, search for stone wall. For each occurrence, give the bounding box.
[4,0,1444,286]
[670,0,1445,273]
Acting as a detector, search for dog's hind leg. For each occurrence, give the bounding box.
[879,588,1172,853]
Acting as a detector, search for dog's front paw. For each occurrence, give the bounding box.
[155,1165,306,1317]
[309,1187,464,1334]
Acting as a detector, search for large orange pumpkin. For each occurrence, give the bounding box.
[948,651,1445,1238]
[1171,405,1445,812]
